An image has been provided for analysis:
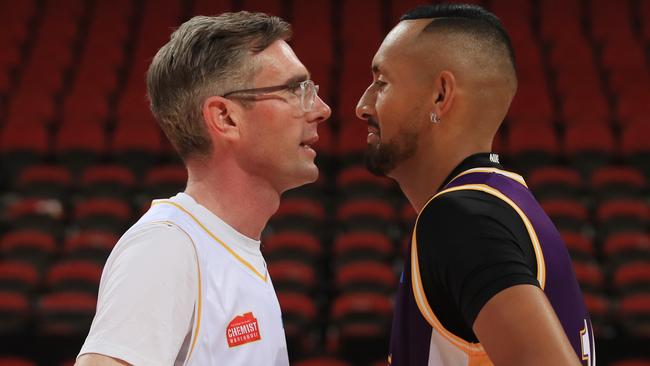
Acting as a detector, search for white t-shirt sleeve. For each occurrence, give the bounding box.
[78,221,199,366]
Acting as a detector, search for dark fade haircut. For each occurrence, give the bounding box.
[147,12,291,161]
[401,3,517,76]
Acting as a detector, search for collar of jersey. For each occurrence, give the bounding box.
[448,167,528,188]
[151,199,268,282]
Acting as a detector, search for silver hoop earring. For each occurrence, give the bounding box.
[430,113,440,124]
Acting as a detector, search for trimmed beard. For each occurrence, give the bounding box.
[365,129,418,177]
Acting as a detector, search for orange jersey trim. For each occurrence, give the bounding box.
[411,183,547,354]
[151,200,268,282]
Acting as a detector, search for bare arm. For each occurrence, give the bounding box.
[473,284,581,366]
[75,354,130,366]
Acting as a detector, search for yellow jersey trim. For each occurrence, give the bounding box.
[450,167,528,188]
[151,200,268,282]
[411,183,546,353]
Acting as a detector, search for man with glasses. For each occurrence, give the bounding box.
[356,4,592,366]
[76,12,329,366]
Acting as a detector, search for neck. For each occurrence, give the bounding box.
[391,134,490,213]
[184,158,280,240]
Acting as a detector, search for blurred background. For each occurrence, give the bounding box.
[0,0,649,365]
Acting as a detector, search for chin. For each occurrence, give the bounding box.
[280,166,319,193]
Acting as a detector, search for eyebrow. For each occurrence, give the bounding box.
[283,72,311,86]
[372,64,387,79]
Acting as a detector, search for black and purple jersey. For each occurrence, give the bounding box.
[388,163,595,366]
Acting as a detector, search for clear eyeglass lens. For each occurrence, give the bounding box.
[300,81,319,112]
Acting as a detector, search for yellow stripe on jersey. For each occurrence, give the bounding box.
[151,200,268,282]
[411,183,547,354]
[449,167,528,188]
[411,228,486,353]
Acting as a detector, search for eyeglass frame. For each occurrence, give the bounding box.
[221,79,320,112]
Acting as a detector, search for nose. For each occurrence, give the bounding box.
[310,95,331,124]
[356,88,374,120]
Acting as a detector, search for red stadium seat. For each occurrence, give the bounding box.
[192,0,233,16]
[338,0,382,122]
[46,260,103,294]
[268,260,317,294]
[330,292,392,363]
[508,121,560,172]
[528,166,584,201]
[335,261,397,294]
[336,199,396,232]
[571,260,605,292]
[0,121,49,178]
[600,38,646,72]
[276,292,318,358]
[615,88,650,127]
[63,230,118,263]
[618,293,650,337]
[336,164,394,198]
[581,291,610,336]
[0,261,39,295]
[613,262,650,293]
[54,120,107,174]
[16,165,72,200]
[143,164,188,199]
[549,39,598,74]
[590,166,646,202]
[70,198,131,236]
[0,291,31,334]
[5,198,64,237]
[111,116,163,175]
[561,231,595,259]
[596,200,649,237]
[589,0,634,42]
[564,122,615,176]
[559,89,609,126]
[1,230,57,268]
[37,291,96,335]
[263,231,322,264]
[540,199,590,233]
[604,233,650,268]
[333,231,394,265]
[539,0,582,43]
[62,93,111,125]
[240,0,283,16]
[80,165,136,199]
[507,82,554,125]
[621,122,650,175]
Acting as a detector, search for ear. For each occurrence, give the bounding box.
[202,96,240,141]
[432,70,456,118]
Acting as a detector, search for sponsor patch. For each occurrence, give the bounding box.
[226,312,261,347]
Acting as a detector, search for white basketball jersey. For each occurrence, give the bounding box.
[137,194,290,366]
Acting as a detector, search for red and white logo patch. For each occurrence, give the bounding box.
[226,312,261,347]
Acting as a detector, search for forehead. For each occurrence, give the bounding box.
[252,40,308,84]
[373,19,433,74]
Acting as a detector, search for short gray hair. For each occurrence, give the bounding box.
[146,12,292,160]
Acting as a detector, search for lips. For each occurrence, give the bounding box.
[300,135,319,148]
[368,117,380,135]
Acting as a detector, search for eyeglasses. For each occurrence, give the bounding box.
[222,79,320,112]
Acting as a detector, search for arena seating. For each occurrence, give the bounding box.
[0,0,648,364]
